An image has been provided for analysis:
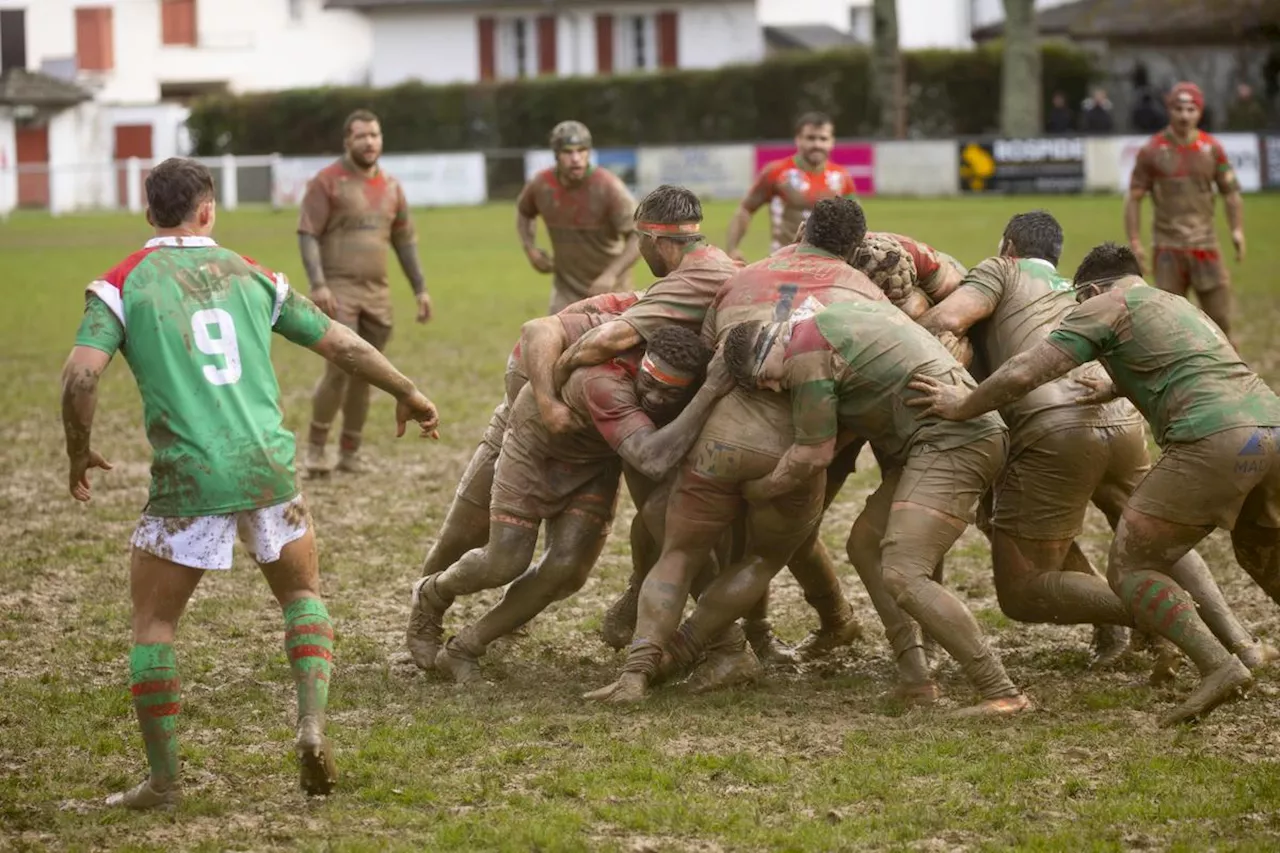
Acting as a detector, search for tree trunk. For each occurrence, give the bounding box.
[872,0,905,138]
[1000,0,1041,136]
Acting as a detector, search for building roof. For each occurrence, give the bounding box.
[764,25,862,52]
[0,69,92,108]
[972,0,1280,44]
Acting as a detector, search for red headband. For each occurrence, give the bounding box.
[641,353,694,387]
[1169,82,1204,110]
[636,221,701,236]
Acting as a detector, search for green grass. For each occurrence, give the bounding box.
[3,196,1280,851]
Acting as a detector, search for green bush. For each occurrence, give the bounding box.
[187,44,1096,155]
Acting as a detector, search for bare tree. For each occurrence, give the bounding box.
[873,0,906,138]
[1000,0,1041,136]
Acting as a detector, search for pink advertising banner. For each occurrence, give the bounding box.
[754,143,876,195]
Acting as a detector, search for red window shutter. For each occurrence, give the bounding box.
[595,13,613,74]
[75,7,114,72]
[537,16,557,75]
[656,11,677,69]
[162,0,198,47]
[478,16,496,81]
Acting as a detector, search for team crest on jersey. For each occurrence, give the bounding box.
[788,296,826,322]
[784,170,810,192]
[825,171,845,191]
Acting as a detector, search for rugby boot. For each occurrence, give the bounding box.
[1236,640,1280,672]
[601,582,641,651]
[296,714,337,796]
[305,443,333,478]
[951,692,1034,719]
[106,778,182,810]
[885,680,942,707]
[435,635,488,686]
[1160,657,1252,727]
[405,576,449,670]
[743,619,799,667]
[686,624,762,694]
[336,449,368,474]
[795,602,865,661]
[1090,625,1131,669]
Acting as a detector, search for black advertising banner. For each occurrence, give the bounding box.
[1263,135,1280,189]
[959,138,1086,194]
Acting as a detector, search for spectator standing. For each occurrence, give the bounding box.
[1081,88,1116,134]
[1046,92,1075,134]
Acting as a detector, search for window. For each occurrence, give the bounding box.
[849,6,872,43]
[1,9,28,73]
[614,14,655,72]
[75,7,114,72]
[162,0,198,46]
[495,17,539,80]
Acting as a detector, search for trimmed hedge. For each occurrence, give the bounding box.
[186,44,1094,155]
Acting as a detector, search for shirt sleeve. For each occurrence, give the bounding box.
[391,181,417,246]
[1046,294,1122,365]
[620,273,707,340]
[1211,141,1240,194]
[786,354,840,446]
[956,257,1011,310]
[297,175,331,237]
[580,365,654,450]
[273,288,333,347]
[1129,144,1155,193]
[516,178,541,218]
[74,294,125,356]
[740,166,775,213]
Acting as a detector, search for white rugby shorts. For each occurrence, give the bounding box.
[130,495,310,570]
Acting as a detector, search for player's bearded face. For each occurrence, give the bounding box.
[557,146,591,182]
[1169,100,1202,133]
[346,121,383,168]
[796,123,835,167]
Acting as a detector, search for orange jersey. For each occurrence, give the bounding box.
[1130,130,1239,250]
[743,155,856,251]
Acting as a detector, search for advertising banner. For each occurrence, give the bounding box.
[635,145,755,198]
[1116,133,1262,192]
[1264,135,1280,189]
[959,138,1085,193]
[754,143,876,195]
[272,153,487,207]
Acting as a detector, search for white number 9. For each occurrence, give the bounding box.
[191,309,242,386]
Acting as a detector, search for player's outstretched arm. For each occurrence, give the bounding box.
[521,316,579,433]
[61,346,115,502]
[918,287,994,339]
[907,341,1077,421]
[554,320,643,389]
[725,203,755,262]
[309,323,440,438]
[743,438,835,503]
[614,353,736,481]
[516,210,554,274]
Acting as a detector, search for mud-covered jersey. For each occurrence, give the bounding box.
[297,158,415,291]
[958,257,1143,454]
[1047,279,1280,446]
[517,166,637,301]
[73,237,331,516]
[743,155,857,251]
[507,290,643,389]
[619,243,742,339]
[1130,130,1238,249]
[785,302,1005,461]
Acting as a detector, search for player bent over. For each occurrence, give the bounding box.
[60,158,438,809]
[911,242,1280,726]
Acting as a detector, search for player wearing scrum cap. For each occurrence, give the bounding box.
[1124,81,1246,347]
[516,121,641,314]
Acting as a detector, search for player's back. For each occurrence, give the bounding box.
[90,239,300,516]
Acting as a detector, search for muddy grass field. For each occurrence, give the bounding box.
[4,196,1280,852]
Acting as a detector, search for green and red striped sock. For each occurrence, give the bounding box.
[1118,570,1227,673]
[129,643,181,786]
[283,597,334,719]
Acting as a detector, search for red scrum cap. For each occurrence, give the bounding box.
[1168,82,1204,110]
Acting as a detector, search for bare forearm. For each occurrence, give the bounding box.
[316,324,415,400]
[394,242,426,295]
[957,345,1075,420]
[622,386,723,480]
[61,366,99,459]
[516,213,539,253]
[1224,192,1244,233]
[559,321,642,375]
[522,319,569,410]
[1123,195,1143,244]
[298,234,327,291]
[753,446,826,500]
[725,207,752,253]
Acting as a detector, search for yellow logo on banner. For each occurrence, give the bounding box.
[961,143,996,191]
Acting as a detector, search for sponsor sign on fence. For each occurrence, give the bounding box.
[959,138,1085,193]
[754,143,876,195]
[1116,133,1262,192]
[1264,135,1280,189]
[635,145,755,198]
[272,153,487,208]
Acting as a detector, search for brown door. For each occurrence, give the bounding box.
[15,125,49,209]
[114,123,153,208]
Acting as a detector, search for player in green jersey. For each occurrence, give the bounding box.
[60,158,439,809]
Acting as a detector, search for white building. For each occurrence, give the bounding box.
[327,0,764,87]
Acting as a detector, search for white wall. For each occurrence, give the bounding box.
[757,0,856,32]
[47,102,112,213]
[678,2,762,70]
[0,110,15,218]
[897,0,971,49]
[368,9,477,86]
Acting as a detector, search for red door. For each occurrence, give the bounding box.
[15,125,49,209]
[114,124,153,207]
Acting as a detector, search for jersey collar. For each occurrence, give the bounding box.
[145,236,218,248]
[1022,257,1056,272]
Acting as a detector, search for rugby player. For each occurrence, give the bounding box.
[1125,82,1246,346]
[61,158,439,808]
[726,112,856,261]
[516,120,641,313]
[910,242,1280,726]
[299,109,431,476]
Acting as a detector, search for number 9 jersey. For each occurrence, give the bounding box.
[74,236,332,517]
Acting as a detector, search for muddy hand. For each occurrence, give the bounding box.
[905,374,967,420]
[397,391,440,439]
[69,449,113,502]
